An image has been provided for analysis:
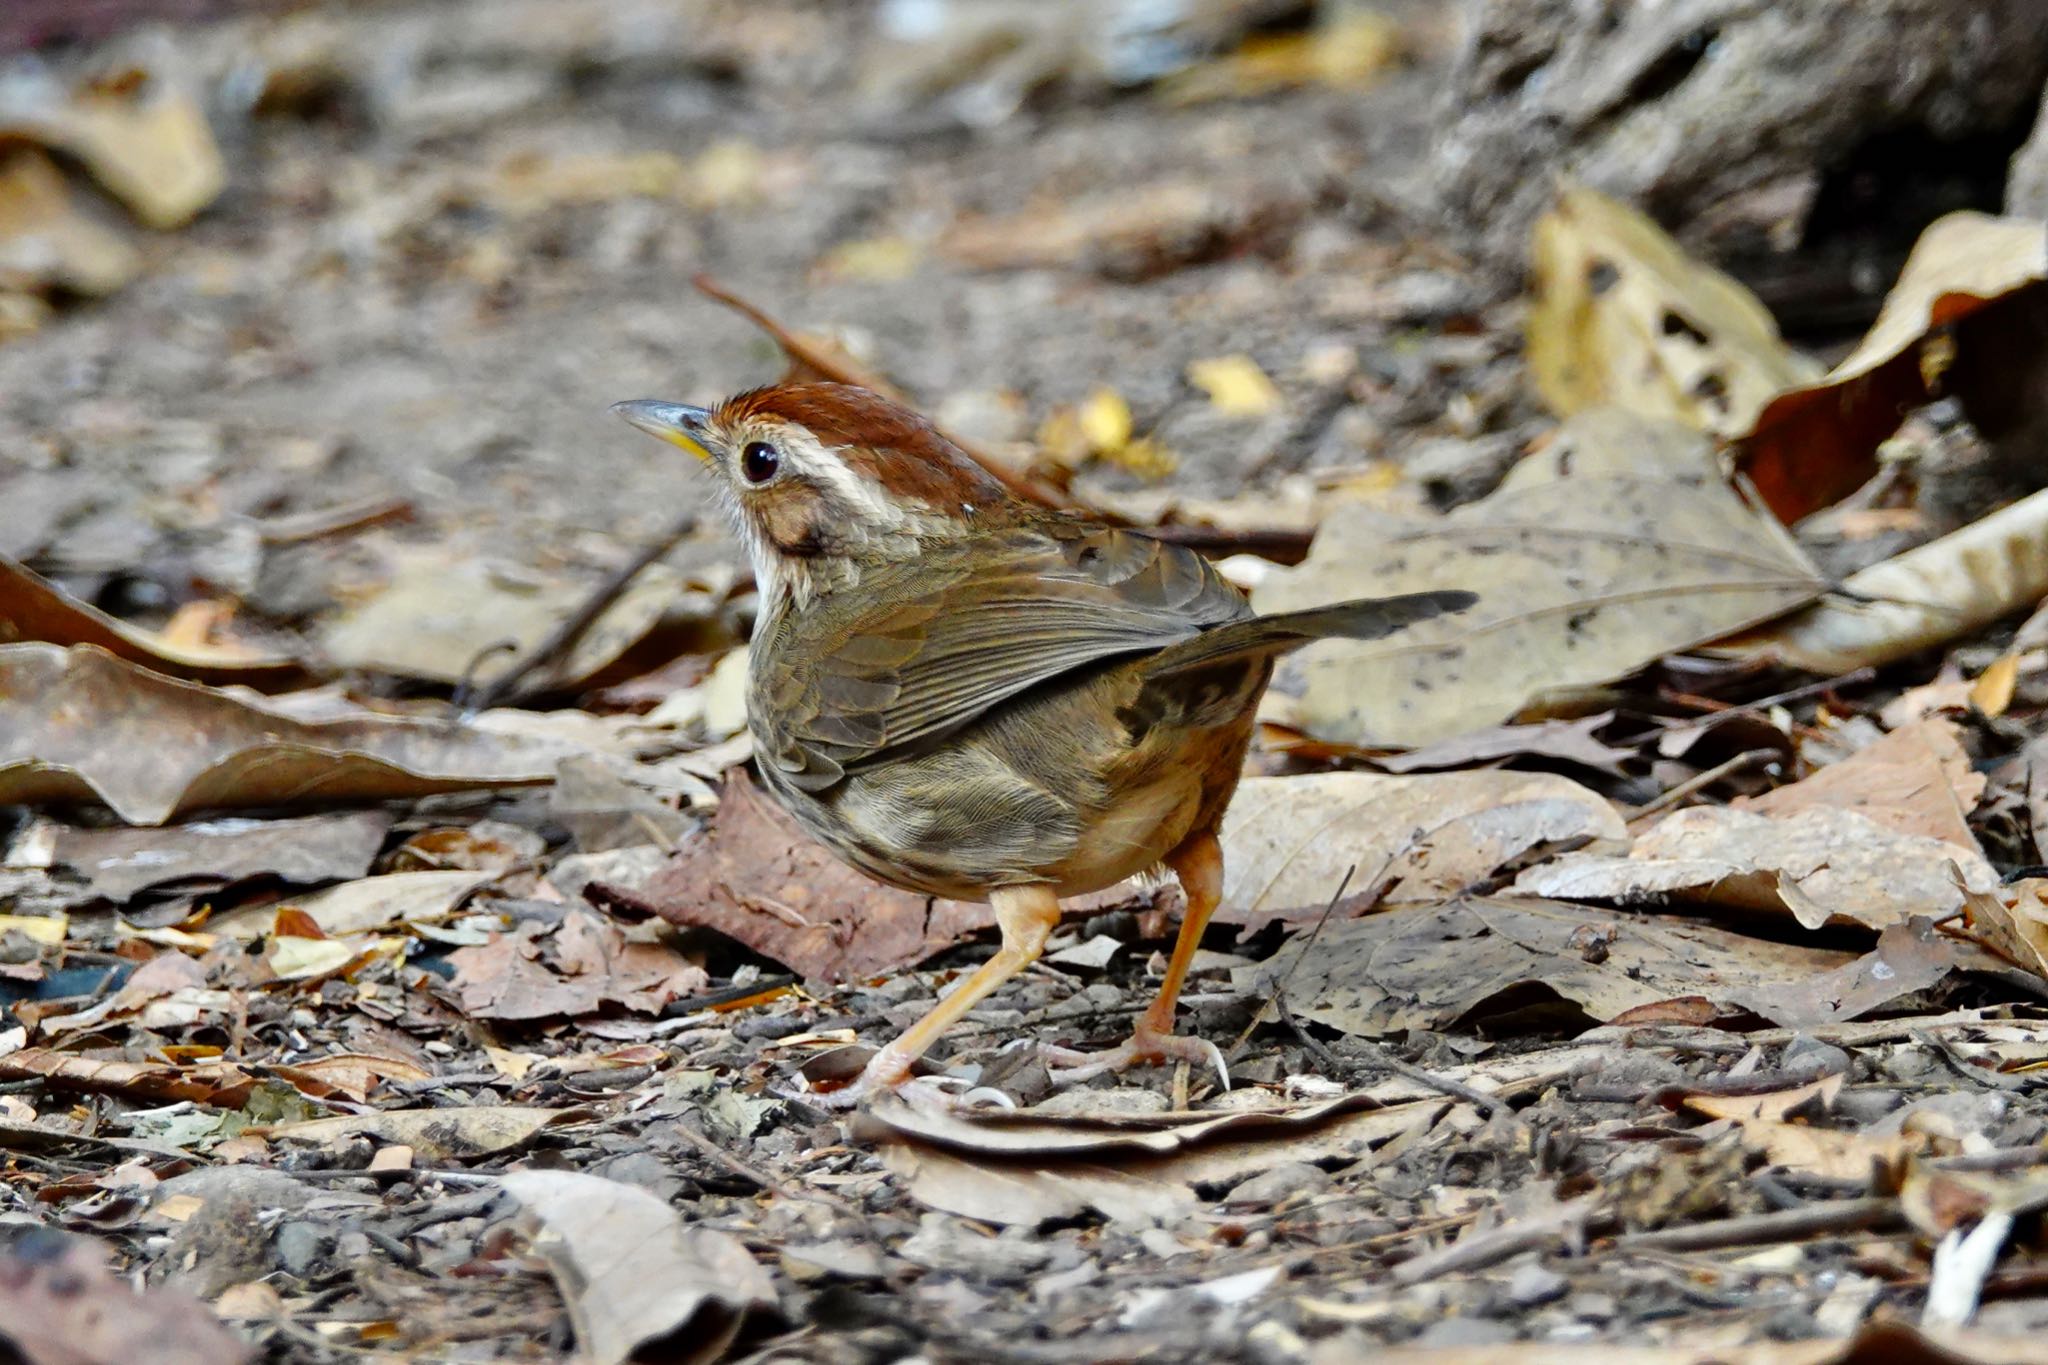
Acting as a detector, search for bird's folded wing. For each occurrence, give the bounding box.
[756,523,1251,788]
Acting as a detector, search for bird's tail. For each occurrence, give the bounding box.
[1148,589,1477,678]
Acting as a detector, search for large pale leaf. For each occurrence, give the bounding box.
[1710,485,2048,673]
[0,644,570,824]
[1215,770,1626,922]
[1528,184,1820,438]
[498,1170,774,1365]
[1256,408,1825,745]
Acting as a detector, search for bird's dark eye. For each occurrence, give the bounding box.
[740,441,780,484]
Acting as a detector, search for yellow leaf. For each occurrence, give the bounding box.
[0,913,64,946]
[1971,654,2020,718]
[1077,387,1133,453]
[267,935,361,981]
[816,236,920,282]
[1188,355,1283,417]
[1527,184,1820,437]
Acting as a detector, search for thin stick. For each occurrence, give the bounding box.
[1627,748,1774,823]
[465,508,699,710]
[1609,1197,1901,1252]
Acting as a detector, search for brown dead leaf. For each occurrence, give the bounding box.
[638,771,997,984]
[0,1049,257,1106]
[0,60,226,228]
[1517,804,2000,933]
[879,1099,1440,1227]
[1739,212,2048,523]
[1242,896,1901,1038]
[1371,712,1634,777]
[18,810,390,901]
[263,1053,433,1105]
[499,1170,774,1365]
[1213,770,1626,927]
[446,905,707,1020]
[0,1228,251,1365]
[1528,184,1821,439]
[1958,877,2048,981]
[1742,718,1985,853]
[1708,485,2048,673]
[210,870,493,943]
[0,644,571,825]
[1256,408,1824,745]
[0,149,137,298]
[1,556,298,686]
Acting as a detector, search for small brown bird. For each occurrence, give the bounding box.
[614,383,1473,1103]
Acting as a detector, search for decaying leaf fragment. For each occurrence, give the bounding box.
[1256,407,1825,745]
[0,1228,252,1365]
[1528,184,1821,438]
[0,644,571,824]
[1738,212,2048,523]
[499,1170,775,1365]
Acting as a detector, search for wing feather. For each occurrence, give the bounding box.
[754,522,1250,788]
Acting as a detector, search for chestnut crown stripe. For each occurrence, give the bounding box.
[718,383,1009,510]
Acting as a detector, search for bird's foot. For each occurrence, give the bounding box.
[1041,1023,1231,1093]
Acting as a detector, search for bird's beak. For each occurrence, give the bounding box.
[610,399,714,460]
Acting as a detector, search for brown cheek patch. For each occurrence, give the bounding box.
[756,488,828,556]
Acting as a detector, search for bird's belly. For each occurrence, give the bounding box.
[1045,768,1203,897]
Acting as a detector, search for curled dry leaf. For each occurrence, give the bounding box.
[1,556,299,686]
[1527,184,1820,439]
[211,869,494,941]
[498,1170,775,1365]
[0,1228,252,1365]
[1243,896,1878,1037]
[0,58,226,229]
[1516,805,1999,933]
[0,644,569,825]
[1738,212,2048,524]
[1741,718,1985,853]
[0,1049,258,1107]
[877,1099,1440,1227]
[1256,408,1825,745]
[1708,485,2048,674]
[1214,770,1626,926]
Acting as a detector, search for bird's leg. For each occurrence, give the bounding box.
[1043,829,1230,1090]
[821,883,1062,1107]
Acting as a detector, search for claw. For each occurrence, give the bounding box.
[1041,1028,1231,1092]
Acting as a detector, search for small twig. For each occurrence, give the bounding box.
[465,507,699,711]
[1608,1197,1901,1253]
[1392,1196,1601,1285]
[1627,748,1774,823]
